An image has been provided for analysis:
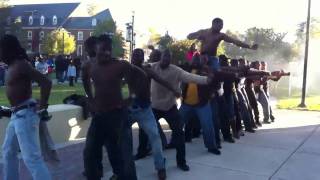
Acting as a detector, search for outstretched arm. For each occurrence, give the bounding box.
[222,33,258,50]
[187,29,205,40]
[144,66,180,97]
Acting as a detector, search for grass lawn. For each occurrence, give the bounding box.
[277,96,320,111]
[0,84,86,106]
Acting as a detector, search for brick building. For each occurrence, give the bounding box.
[0,3,113,57]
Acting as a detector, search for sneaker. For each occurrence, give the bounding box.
[208,148,221,155]
[177,163,190,171]
[263,120,271,124]
[134,151,151,160]
[157,169,167,180]
[165,143,175,149]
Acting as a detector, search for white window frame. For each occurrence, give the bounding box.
[92,18,97,26]
[28,16,33,25]
[39,31,45,40]
[77,31,83,41]
[90,32,93,36]
[27,31,33,40]
[77,45,83,56]
[39,44,43,53]
[27,43,32,53]
[52,15,57,25]
[40,15,45,25]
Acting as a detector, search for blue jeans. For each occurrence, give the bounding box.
[2,99,51,180]
[179,103,217,149]
[129,105,166,170]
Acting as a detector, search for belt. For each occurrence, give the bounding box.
[11,103,37,114]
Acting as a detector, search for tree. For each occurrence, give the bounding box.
[43,28,76,55]
[87,3,98,16]
[146,28,161,47]
[296,18,320,44]
[93,20,126,58]
[224,27,298,62]
[168,39,194,65]
[157,32,174,50]
[0,0,9,7]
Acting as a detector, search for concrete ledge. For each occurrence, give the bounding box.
[0,104,91,155]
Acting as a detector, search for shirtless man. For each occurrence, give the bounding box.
[1,35,52,180]
[82,35,146,180]
[187,18,258,58]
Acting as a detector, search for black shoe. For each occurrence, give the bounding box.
[263,121,271,124]
[224,137,235,143]
[177,163,190,171]
[238,130,245,136]
[245,129,256,133]
[134,152,150,160]
[217,144,222,149]
[256,122,262,127]
[109,174,118,180]
[270,116,275,122]
[208,148,221,155]
[157,169,167,180]
[165,143,175,149]
[233,132,240,139]
[252,123,258,129]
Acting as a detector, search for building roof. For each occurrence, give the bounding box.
[1,3,113,29]
[63,9,113,29]
[7,3,80,28]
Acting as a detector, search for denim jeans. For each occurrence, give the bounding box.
[2,99,51,180]
[129,105,166,170]
[83,108,137,180]
[179,103,217,149]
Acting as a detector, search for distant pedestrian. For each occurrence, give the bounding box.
[67,60,76,86]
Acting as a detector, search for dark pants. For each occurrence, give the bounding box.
[233,92,243,132]
[217,95,233,139]
[185,115,201,141]
[56,71,64,83]
[210,97,222,146]
[83,108,137,180]
[138,105,186,165]
[237,89,254,130]
[245,87,260,123]
[69,77,74,86]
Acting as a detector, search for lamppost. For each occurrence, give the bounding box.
[126,11,135,62]
[298,0,312,108]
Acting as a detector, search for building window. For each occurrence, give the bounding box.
[90,32,93,36]
[52,15,57,25]
[77,45,83,56]
[39,44,43,53]
[40,15,45,25]
[92,18,97,26]
[6,17,11,26]
[39,31,45,40]
[27,31,32,40]
[27,43,32,53]
[28,16,33,25]
[78,31,83,41]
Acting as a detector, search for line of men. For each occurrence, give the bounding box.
[0,17,288,180]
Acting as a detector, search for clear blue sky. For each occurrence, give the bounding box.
[10,0,320,45]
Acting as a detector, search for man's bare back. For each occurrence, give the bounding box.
[6,60,34,106]
[187,18,258,56]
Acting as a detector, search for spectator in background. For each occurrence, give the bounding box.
[36,56,49,76]
[55,55,65,83]
[67,60,76,86]
[73,57,81,83]
[186,43,197,63]
[63,55,71,82]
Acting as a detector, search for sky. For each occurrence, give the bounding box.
[9,0,320,46]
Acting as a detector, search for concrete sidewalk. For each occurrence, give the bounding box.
[1,109,320,180]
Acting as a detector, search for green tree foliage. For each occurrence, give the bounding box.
[146,28,161,47]
[168,39,194,65]
[157,32,174,50]
[296,18,320,44]
[93,20,125,58]
[224,27,298,62]
[43,28,76,55]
